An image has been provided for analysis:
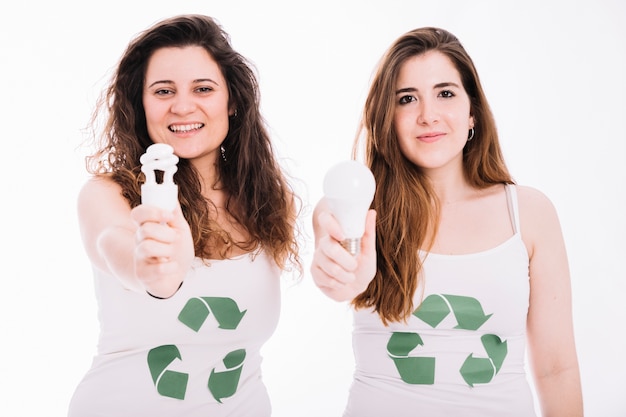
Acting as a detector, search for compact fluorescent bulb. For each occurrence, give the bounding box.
[140,143,179,211]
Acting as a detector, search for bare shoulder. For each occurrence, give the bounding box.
[77,176,129,217]
[515,184,559,218]
[79,175,120,196]
[515,184,564,256]
[79,176,122,202]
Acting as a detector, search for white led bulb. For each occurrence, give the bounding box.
[323,160,376,256]
[140,143,179,211]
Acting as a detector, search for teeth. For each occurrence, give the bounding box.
[169,123,203,132]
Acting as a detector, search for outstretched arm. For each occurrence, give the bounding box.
[310,198,377,301]
[77,176,194,298]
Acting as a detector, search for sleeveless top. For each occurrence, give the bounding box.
[68,250,280,417]
[344,185,537,417]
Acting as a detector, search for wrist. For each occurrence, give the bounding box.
[146,280,184,299]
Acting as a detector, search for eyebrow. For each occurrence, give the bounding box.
[147,78,220,88]
[395,82,461,95]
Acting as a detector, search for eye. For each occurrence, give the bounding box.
[398,95,417,105]
[154,88,174,96]
[438,90,455,98]
[195,86,214,94]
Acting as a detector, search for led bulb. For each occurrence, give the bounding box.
[140,143,179,211]
[323,160,376,256]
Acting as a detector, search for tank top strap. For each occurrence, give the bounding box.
[505,183,521,234]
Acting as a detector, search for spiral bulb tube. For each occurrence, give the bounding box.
[140,143,179,211]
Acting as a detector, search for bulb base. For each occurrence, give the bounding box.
[341,238,361,256]
[141,183,178,211]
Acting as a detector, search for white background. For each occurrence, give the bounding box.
[1,0,624,415]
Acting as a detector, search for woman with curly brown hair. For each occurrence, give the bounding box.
[69,14,300,417]
[311,27,582,416]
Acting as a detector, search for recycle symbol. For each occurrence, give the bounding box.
[387,294,508,387]
[147,296,248,402]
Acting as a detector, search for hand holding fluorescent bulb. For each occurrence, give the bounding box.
[140,143,179,211]
[323,160,376,256]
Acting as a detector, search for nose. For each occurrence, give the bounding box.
[170,92,196,115]
[417,98,439,125]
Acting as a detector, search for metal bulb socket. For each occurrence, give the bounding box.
[341,238,361,256]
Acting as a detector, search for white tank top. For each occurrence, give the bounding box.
[69,250,280,417]
[345,185,537,417]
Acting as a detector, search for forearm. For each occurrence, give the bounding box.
[315,280,366,303]
[98,228,186,297]
[534,365,583,417]
[96,225,144,293]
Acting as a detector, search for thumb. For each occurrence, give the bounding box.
[360,209,377,256]
[168,201,188,228]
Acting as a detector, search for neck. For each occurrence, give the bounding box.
[190,158,221,199]
[424,167,471,205]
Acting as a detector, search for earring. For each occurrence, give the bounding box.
[220,145,227,162]
[467,128,475,141]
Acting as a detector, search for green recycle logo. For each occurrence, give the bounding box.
[387,294,508,387]
[146,296,248,402]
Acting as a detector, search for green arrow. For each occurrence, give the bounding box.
[481,334,507,372]
[460,354,494,387]
[208,349,246,403]
[445,295,492,330]
[414,294,492,330]
[459,334,508,386]
[413,294,450,328]
[387,332,424,356]
[178,297,247,331]
[147,345,188,400]
[203,297,247,329]
[392,356,436,385]
[387,332,435,385]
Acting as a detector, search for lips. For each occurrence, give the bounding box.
[417,132,445,143]
[168,123,204,133]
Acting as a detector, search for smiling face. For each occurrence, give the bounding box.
[143,46,232,169]
[393,50,474,175]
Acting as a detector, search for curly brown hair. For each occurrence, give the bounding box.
[85,14,301,272]
[353,27,513,324]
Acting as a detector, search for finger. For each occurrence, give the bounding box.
[318,235,358,273]
[131,204,174,226]
[136,222,177,245]
[313,242,358,288]
[136,238,174,262]
[143,256,170,265]
[317,210,346,242]
[136,258,178,281]
[165,201,188,227]
[310,260,351,289]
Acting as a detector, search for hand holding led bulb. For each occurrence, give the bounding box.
[323,160,376,256]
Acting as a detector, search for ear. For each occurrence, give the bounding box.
[469,115,475,129]
[228,101,238,117]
